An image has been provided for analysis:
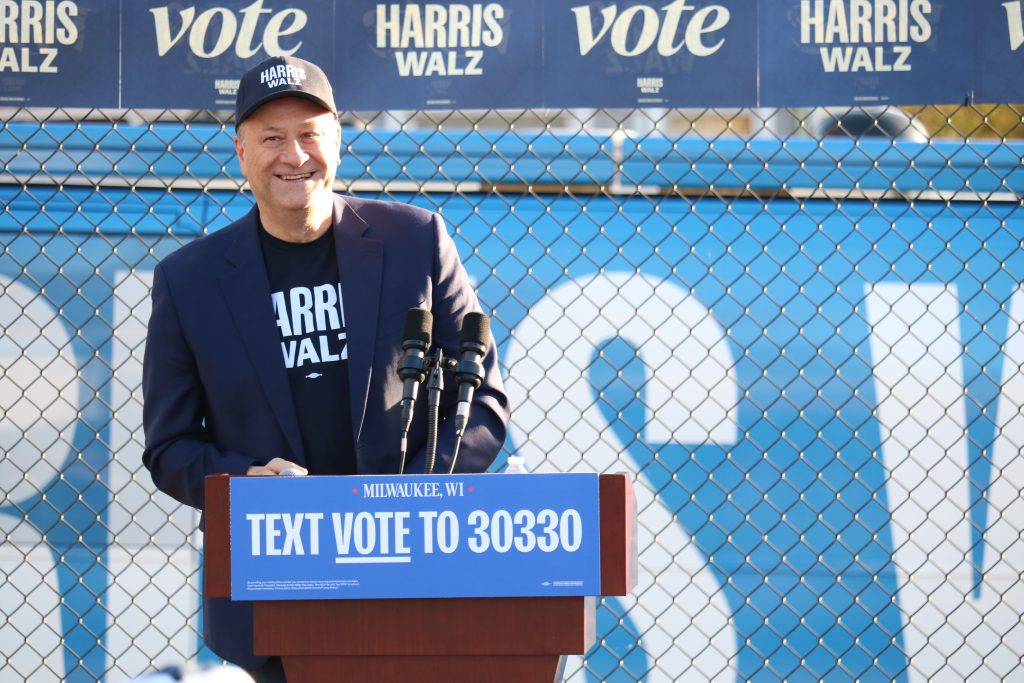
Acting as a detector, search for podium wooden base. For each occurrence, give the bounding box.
[256,596,590,683]
[282,654,567,683]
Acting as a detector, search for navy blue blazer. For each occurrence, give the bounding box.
[142,194,509,667]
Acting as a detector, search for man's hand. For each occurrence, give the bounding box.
[247,457,308,476]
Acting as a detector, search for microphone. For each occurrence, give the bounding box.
[398,308,432,474]
[448,312,489,474]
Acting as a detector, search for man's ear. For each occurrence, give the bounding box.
[333,121,343,165]
[234,133,247,177]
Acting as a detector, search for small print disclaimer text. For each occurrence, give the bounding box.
[246,580,359,591]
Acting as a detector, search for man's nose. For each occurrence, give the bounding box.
[279,139,308,166]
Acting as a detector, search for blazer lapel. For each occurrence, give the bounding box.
[334,196,382,445]
[217,210,306,464]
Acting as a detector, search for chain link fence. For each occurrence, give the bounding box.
[2,103,1023,682]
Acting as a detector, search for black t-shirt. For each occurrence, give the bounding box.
[259,224,357,475]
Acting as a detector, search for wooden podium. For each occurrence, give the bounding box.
[205,473,636,683]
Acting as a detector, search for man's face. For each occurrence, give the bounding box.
[235,97,341,218]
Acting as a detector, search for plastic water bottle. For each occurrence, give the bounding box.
[504,455,528,474]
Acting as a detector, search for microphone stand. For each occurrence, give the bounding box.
[423,347,445,475]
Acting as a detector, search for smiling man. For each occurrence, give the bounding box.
[141,56,509,681]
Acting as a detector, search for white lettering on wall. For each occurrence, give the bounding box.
[571,0,731,58]
[149,0,306,58]
[105,270,203,677]
[799,0,932,73]
[376,3,503,48]
[867,282,1024,680]
[375,3,502,78]
[0,0,78,44]
[1005,1,1024,51]
[504,272,739,680]
[0,275,77,682]
[0,0,78,73]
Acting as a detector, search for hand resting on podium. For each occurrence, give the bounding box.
[246,458,308,477]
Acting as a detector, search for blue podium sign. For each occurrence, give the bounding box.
[228,473,601,601]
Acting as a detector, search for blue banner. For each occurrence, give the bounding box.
[759,0,974,107]
[977,0,1024,103]
[228,473,602,600]
[7,0,1024,111]
[121,0,336,109]
[0,0,118,107]
[543,0,757,107]
[334,0,544,109]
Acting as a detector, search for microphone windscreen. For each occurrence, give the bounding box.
[403,308,433,345]
[460,312,490,346]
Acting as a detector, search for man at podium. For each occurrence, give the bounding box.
[141,56,509,681]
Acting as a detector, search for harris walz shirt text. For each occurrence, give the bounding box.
[260,224,356,475]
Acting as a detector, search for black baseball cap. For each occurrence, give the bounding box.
[235,56,337,126]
